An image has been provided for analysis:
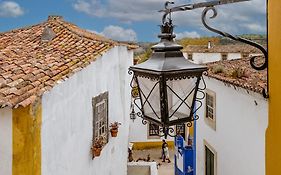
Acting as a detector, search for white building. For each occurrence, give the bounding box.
[0,16,135,175]
[196,58,268,175]
[183,43,260,64]
[129,114,190,149]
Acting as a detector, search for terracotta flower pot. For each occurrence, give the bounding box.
[110,129,118,137]
[93,147,102,157]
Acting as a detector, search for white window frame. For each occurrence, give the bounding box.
[205,89,216,130]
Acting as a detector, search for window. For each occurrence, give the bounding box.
[92,92,109,144]
[204,141,217,175]
[176,124,186,140]
[188,53,193,61]
[205,89,216,130]
[148,123,160,139]
[221,53,227,60]
[205,146,215,175]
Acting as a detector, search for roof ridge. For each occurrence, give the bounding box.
[51,19,116,46]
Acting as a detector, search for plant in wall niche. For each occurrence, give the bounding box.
[92,136,105,158]
[109,122,121,137]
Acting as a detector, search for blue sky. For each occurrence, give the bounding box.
[0,0,266,42]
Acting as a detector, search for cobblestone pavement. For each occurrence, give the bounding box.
[132,148,175,175]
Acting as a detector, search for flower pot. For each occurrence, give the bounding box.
[93,147,102,157]
[110,129,118,137]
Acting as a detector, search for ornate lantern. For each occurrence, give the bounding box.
[129,0,268,138]
[129,19,207,133]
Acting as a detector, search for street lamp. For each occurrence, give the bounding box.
[129,0,268,137]
[129,18,207,136]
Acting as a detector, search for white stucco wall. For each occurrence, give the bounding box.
[128,116,176,143]
[193,53,221,64]
[0,108,12,175]
[41,46,132,175]
[228,53,242,60]
[196,77,268,175]
[183,53,241,64]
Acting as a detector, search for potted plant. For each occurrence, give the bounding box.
[109,122,121,137]
[92,136,104,157]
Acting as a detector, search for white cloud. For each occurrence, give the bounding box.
[89,25,137,42]
[73,0,266,35]
[0,1,24,17]
[176,31,200,39]
[242,23,265,33]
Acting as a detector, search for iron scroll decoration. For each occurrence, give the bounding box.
[160,0,269,98]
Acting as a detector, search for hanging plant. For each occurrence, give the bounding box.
[92,136,105,158]
[109,122,121,137]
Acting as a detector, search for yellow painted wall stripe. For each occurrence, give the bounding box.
[267,2,281,174]
[12,101,42,175]
[132,141,174,150]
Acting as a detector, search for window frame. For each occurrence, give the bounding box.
[92,92,109,145]
[187,53,193,61]
[204,140,217,175]
[221,53,228,60]
[176,124,186,140]
[205,89,216,130]
[147,123,160,139]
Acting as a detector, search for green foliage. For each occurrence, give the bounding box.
[135,44,153,64]
[230,67,246,78]
[212,65,225,74]
[177,37,220,47]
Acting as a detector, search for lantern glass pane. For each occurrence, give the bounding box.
[137,77,161,123]
[166,77,197,122]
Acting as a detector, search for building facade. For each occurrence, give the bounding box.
[0,16,135,175]
[183,44,261,64]
[196,58,268,175]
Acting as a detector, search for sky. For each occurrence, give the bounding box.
[0,0,266,42]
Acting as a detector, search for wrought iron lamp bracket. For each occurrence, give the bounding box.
[160,0,269,98]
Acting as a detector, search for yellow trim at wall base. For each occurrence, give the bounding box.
[132,141,174,150]
[12,101,42,175]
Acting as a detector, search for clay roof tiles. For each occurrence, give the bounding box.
[0,16,133,108]
[206,56,267,95]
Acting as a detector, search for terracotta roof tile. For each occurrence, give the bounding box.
[206,57,267,95]
[0,16,134,108]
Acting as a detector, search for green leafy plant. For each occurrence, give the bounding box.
[230,67,246,78]
[212,65,225,74]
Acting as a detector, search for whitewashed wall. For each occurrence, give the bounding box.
[41,46,133,175]
[129,116,175,143]
[0,108,12,175]
[183,53,241,64]
[196,77,268,175]
[228,53,242,60]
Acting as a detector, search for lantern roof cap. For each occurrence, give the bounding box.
[130,23,207,76]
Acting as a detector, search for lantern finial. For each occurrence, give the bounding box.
[159,1,176,41]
